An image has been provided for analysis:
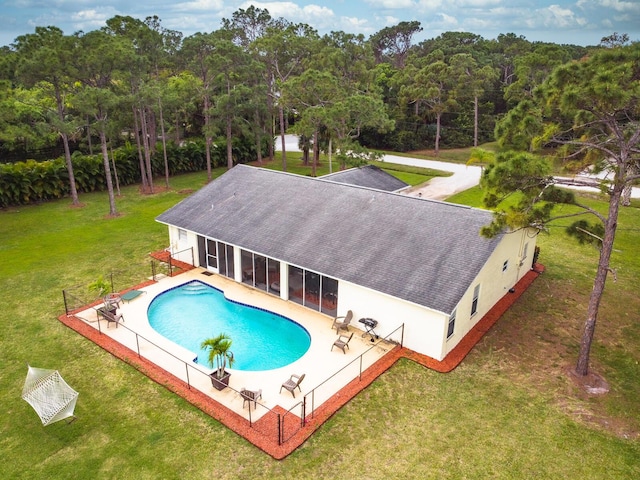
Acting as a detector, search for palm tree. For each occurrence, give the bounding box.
[200,333,234,379]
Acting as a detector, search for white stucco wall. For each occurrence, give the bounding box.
[337,281,449,360]
[165,226,199,265]
[440,228,537,358]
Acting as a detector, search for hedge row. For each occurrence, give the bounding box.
[0,137,267,207]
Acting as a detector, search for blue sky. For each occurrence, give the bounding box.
[2,1,639,48]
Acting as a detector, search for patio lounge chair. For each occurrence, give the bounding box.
[98,307,124,328]
[120,289,145,303]
[331,332,354,354]
[331,310,353,334]
[280,373,305,397]
[240,388,263,409]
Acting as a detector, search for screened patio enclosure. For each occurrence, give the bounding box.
[197,235,338,317]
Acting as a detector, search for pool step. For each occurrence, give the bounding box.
[182,283,210,294]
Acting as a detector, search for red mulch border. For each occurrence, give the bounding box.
[58,262,543,459]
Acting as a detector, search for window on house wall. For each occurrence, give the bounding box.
[217,242,234,279]
[288,265,304,306]
[447,310,456,339]
[471,284,480,316]
[234,249,338,315]
[178,228,187,243]
[304,271,320,308]
[197,236,206,267]
[521,242,529,265]
[240,250,255,286]
[266,258,279,291]
[320,277,338,316]
[502,260,509,272]
[286,265,338,314]
[254,254,268,291]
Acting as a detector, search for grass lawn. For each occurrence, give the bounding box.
[1,167,638,479]
[384,142,500,165]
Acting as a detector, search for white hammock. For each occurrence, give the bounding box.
[22,365,78,426]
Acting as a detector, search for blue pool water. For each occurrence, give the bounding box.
[147,280,311,371]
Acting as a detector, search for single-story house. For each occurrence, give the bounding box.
[156,164,537,361]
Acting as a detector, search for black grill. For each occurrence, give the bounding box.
[358,317,379,341]
[359,318,377,328]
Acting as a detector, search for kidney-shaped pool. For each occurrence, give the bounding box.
[147,280,311,371]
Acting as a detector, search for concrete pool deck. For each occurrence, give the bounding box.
[75,269,397,414]
[60,262,543,459]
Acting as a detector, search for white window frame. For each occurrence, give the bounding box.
[520,242,529,266]
[177,228,187,244]
[447,310,456,340]
[471,284,480,317]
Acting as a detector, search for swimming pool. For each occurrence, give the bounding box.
[147,280,311,371]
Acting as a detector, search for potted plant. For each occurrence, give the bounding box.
[200,333,234,391]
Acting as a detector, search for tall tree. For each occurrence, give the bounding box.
[105,15,155,192]
[281,69,341,176]
[369,21,422,68]
[503,44,575,106]
[599,32,630,48]
[399,50,457,155]
[13,27,81,205]
[72,29,133,216]
[482,44,640,377]
[449,53,498,146]
[490,33,532,91]
[105,15,182,191]
[181,32,218,181]
[222,5,272,48]
[143,16,183,188]
[164,72,199,143]
[0,81,55,151]
[315,31,375,92]
[254,23,319,170]
[324,94,393,170]
[206,32,260,169]
[223,7,274,162]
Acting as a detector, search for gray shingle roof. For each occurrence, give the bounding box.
[320,165,409,192]
[156,164,501,314]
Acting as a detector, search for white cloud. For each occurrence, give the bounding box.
[529,4,588,28]
[173,0,224,12]
[238,2,336,30]
[366,0,417,8]
[602,18,614,28]
[71,7,119,31]
[340,16,371,31]
[589,0,640,13]
[381,15,401,25]
[436,13,459,29]
[451,0,502,6]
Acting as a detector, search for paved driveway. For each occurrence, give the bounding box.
[277,135,639,200]
[381,154,481,200]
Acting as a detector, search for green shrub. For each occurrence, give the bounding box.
[0,137,272,206]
